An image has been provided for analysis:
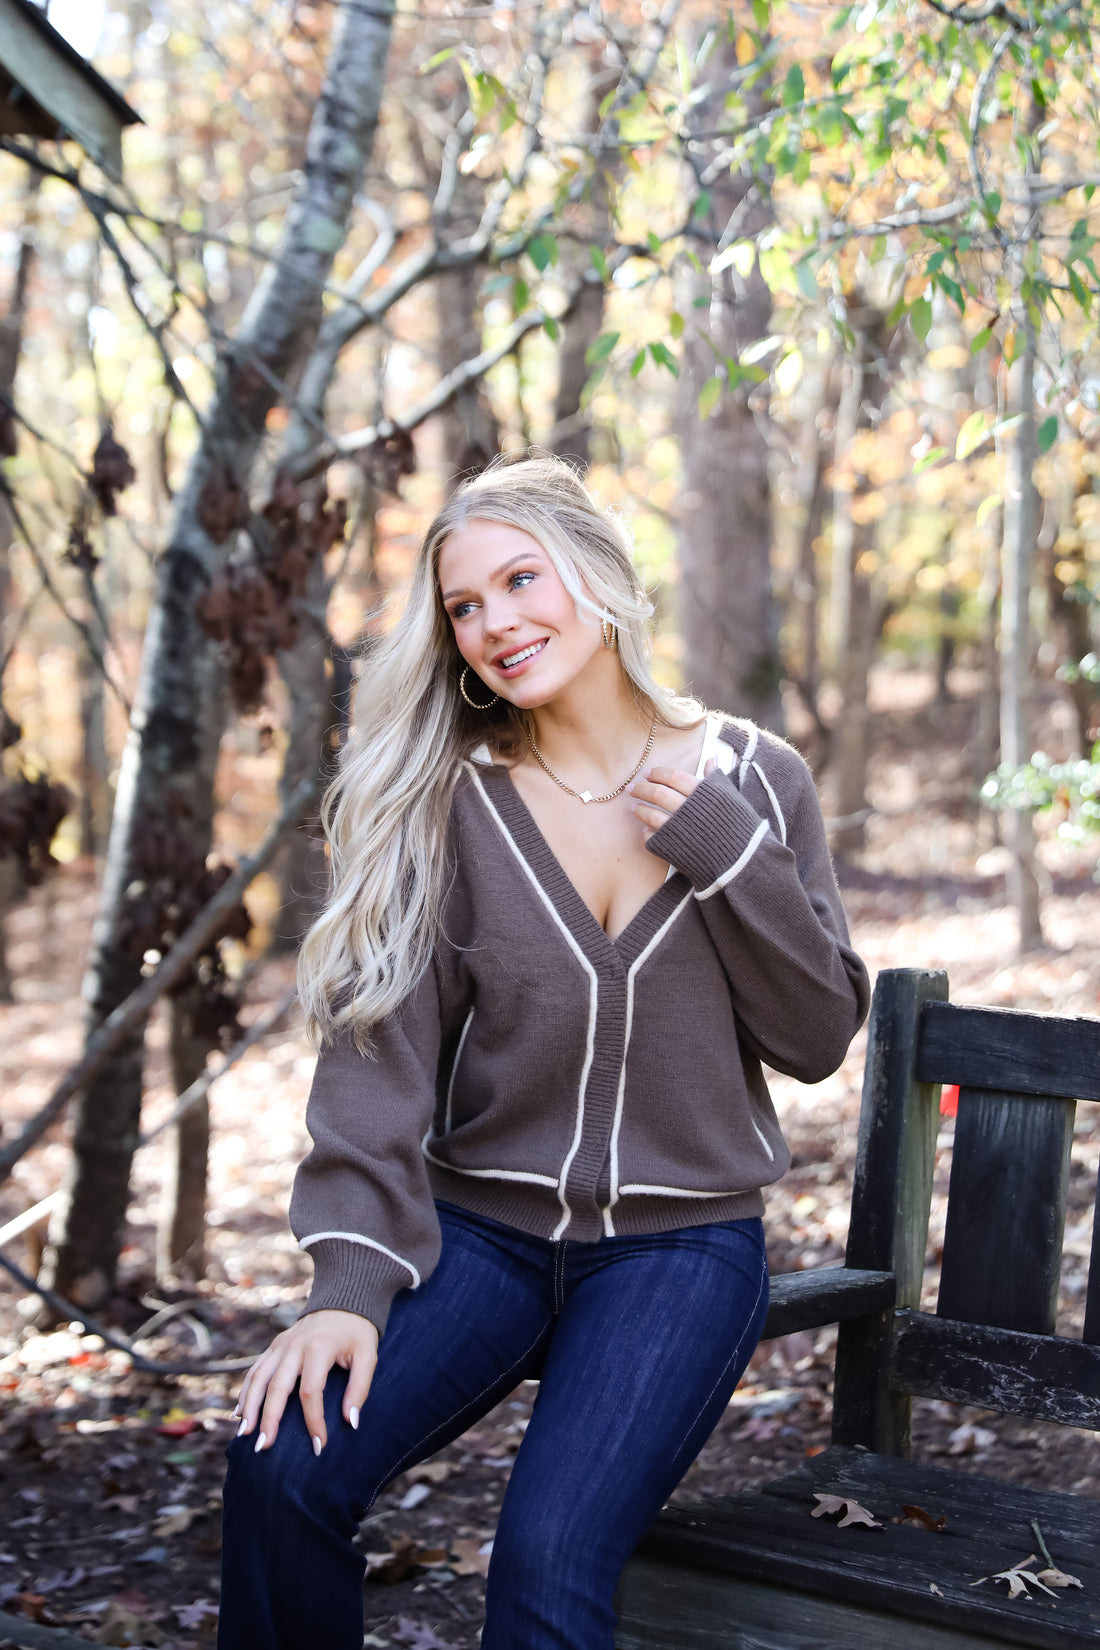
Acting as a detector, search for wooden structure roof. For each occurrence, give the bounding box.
[0,0,142,182]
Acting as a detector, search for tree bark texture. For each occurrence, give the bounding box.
[827,304,898,853]
[550,49,614,469]
[42,2,397,1310]
[1000,321,1044,951]
[0,176,39,1003]
[675,42,782,731]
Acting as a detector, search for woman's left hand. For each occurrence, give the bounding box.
[628,756,716,840]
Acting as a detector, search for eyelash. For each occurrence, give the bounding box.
[449,570,536,621]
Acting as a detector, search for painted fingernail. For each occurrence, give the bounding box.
[313,1435,323,1457]
[349,1406,360,1431]
[254,1432,267,1454]
[236,1418,247,1437]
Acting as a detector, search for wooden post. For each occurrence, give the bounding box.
[832,967,948,1454]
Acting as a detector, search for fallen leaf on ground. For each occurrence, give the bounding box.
[930,1582,944,1596]
[153,1505,203,1537]
[811,1493,882,1528]
[392,1619,456,1649]
[94,1599,167,1646]
[449,1537,493,1577]
[405,1461,458,1485]
[1036,1567,1083,1590]
[399,1482,432,1510]
[898,1504,946,1532]
[363,1535,449,1583]
[971,1555,1061,1602]
[948,1423,997,1455]
[175,1598,219,1627]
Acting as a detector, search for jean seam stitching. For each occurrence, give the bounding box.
[364,1322,550,1503]
[667,1242,768,1466]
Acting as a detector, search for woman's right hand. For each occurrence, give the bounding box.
[233,1308,380,1456]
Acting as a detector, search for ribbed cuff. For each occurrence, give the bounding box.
[645,770,767,889]
[298,1238,411,1337]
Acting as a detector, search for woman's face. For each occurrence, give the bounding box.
[438,520,605,707]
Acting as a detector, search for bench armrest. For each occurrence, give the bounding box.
[763,1266,896,1340]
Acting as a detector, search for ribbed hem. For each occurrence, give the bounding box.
[426,1160,766,1242]
[298,1238,411,1336]
[645,770,766,890]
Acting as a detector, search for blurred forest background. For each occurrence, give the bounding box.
[0,0,1099,1641]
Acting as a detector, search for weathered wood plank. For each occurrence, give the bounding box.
[761,1267,894,1340]
[892,1310,1100,1428]
[938,1090,1074,1334]
[614,1558,1025,1650]
[1085,1176,1100,1346]
[917,1001,1100,1103]
[833,967,948,1453]
[624,1447,1100,1649]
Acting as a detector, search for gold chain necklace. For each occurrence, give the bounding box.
[526,716,658,805]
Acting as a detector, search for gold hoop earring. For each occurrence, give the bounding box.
[601,617,617,650]
[460,665,499,709]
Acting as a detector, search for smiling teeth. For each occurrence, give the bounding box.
[500,641,545,668]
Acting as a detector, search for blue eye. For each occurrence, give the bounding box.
[510,571,536,590]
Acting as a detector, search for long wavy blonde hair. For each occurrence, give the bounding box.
[297,452,706,1052]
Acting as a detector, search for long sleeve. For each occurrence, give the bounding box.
[644,734,870,1083]
[288,959,444,1336]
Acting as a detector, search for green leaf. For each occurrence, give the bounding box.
[692,190,712,220]
[956,410,990,460]
[936,272,965,314]
[753,0,770,29]
[775,348,803,395]
[589,245,609,282]
[983,190,1002,221]
[698,376,723,419]
[711,241,756,278]
[913,447,946,473]
[1068,267,1092,314]
[783,65,805,107]
[585,331,620,365]
[910,297,932,343]
[648,341,679,376]
[648,231,663,256]
[543,316,559,342]
[598,87,618,120]
[976,494,1003,527]
[528,234,558,273]
[1037,414,1058,453]
[669,311,684,340]
[795,257,818,300]
[969,326,993,354]
[630,349,646,378]
[419,46,456,73]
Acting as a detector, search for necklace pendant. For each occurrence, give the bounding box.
[579,789,594,804]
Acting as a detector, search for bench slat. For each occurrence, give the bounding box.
[762,1267,894,1340]
[938,1089,1074,1334]
[891,1309,1100,1428]
[622,1447,1100,1649]
[917,1001,1100,1102]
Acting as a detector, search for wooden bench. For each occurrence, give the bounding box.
[614,967,1100,1648]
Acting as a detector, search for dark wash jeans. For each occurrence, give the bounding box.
[218,1198,769,1650]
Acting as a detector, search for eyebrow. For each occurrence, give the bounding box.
[442,551,537,603]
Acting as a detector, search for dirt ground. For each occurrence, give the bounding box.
[1,671,1098,1649]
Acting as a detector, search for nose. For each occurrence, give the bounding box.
[481,596,520,641]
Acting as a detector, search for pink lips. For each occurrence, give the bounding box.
[493,638,548,676]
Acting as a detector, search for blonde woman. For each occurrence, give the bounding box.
[218,453,869,1650]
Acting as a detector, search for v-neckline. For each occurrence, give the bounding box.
[472,714,718,968]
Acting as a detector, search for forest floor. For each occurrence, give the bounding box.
[1,667,1098,1649]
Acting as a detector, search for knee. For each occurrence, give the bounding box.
[222,1383,356,1530]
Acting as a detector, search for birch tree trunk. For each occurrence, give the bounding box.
[999,102,1044,954]
[1000,319,1044,950]
[676,42,781,730]
[41,2,397,1311]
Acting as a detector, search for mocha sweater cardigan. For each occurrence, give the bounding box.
[288,713,871,1335]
